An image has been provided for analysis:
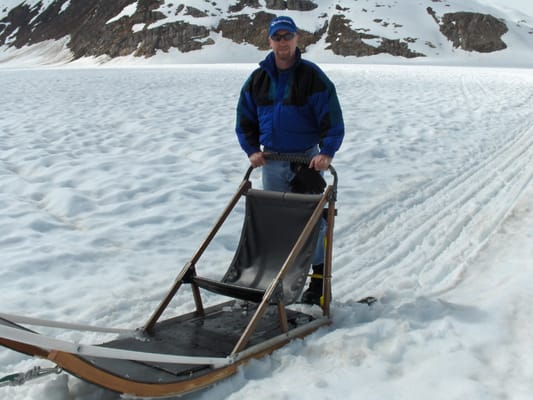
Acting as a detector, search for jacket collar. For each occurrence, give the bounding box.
[260,47,302,78]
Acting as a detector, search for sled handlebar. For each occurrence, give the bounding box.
[244,153,338,191]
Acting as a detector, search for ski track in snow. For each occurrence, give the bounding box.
[333,66,533,299]
[341,120,532,296]
[0,65,532,399]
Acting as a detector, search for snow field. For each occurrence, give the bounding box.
[0,64,532,399]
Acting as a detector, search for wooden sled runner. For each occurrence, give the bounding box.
[0,154,338,398]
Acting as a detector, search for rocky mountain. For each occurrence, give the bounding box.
[0,0,532,64]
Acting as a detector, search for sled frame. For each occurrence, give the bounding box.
[144,154,338,355]
[0,154,338,398]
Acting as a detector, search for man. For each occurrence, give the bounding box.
[235,16,345,305]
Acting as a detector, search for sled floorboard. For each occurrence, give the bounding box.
[1,301,317,396]
[82,301,314,383]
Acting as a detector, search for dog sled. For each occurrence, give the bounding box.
[0,154,338,398]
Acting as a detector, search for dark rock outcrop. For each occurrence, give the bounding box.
[265,0,318,11]
[0,3,41,47]
[217,11,274,51]
[229,0,261,13]
[216,11,320,52]
[439,12,508,52]
[326,15,424,58]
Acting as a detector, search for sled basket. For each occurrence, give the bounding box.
[192,188,323,304]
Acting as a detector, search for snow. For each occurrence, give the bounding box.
[106,3,137,24]
[0,1,533,399]
[0,62,532,399]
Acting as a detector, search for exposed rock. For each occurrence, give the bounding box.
[379,38,424,58]
[0,0,212,58]
[439,12,508,52]
[66,0,140,58]
[216,11,320,52]
[217,12,274,51]
[265,0,317,11]
[0,0,137,54]
[228,0,261,13]
[134,22,211,56]
[326,15,380,57]
[325,15,424,58]
[287,0,318,11]
[0,3,40,47]
[132,0,166,24]
[184,6,208,17]
[0,1,514,61]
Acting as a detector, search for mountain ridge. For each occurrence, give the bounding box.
[1,0,532,66]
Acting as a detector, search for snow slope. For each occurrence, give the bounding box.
[0,63,532,399]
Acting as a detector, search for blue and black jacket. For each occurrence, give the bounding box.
[236,49,344,158]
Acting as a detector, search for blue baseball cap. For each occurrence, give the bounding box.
[269,16,297,37]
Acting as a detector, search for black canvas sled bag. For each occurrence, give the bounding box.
[290,162,327,194]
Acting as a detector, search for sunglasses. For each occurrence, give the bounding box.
[271,32,296,42]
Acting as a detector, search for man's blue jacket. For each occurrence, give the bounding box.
[236,49,345,158]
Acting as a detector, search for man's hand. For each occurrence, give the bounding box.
[309,154,332,171]
[249,152,267,168]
